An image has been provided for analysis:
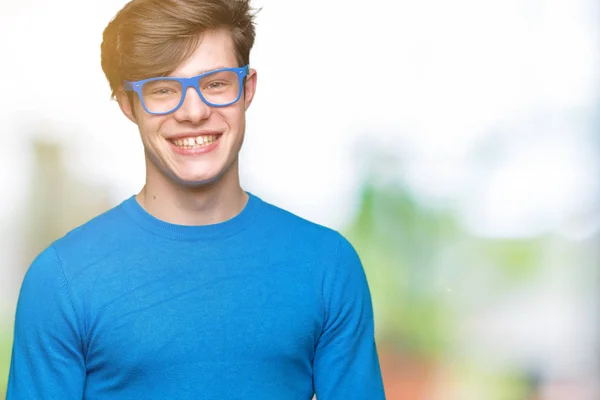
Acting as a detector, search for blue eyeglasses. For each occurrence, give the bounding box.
[123,65,249,115]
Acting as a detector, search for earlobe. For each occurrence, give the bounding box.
[117,90,138,124]
[244,69,257,110]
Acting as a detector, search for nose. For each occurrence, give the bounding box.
[173,86,211,123]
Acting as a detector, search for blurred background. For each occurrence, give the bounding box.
[1,0,599,398]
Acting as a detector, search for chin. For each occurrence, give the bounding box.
[171,174,219,188]
[168,166,228,188]
[149,151,236,189]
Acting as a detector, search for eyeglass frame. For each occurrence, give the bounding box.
[122,65,250,115]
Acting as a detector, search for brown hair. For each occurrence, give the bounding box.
[101,0,258,99]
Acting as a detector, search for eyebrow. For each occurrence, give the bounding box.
[168,66,229,78]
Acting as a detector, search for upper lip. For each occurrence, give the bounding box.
[166,131,223,140]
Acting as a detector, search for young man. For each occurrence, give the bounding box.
[8,0,385,398]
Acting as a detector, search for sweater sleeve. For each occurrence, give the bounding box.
[313,234,386,399]
[7,246,86,399]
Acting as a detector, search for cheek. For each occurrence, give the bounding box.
[222,106,246,133]
[137,115,166,141]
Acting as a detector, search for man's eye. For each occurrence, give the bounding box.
[153,88,173,95]
[207,81,226,89]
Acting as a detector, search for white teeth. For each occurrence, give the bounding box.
[172,135,218,148]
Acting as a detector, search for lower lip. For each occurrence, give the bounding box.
[168,137,221,156]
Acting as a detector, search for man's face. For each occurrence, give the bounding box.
[119,29,257,187]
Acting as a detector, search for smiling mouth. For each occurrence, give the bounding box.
[169,135,220,149]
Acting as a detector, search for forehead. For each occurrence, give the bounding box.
[171,29,237,77]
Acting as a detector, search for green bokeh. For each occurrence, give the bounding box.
[0,328,12,398]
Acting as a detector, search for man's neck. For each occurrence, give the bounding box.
[136,161,248,226]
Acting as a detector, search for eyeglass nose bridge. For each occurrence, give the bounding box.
[177,76,210,109]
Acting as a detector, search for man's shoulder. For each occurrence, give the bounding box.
[259,197,340,237]
[255,196,362,281]
[256,195,351,254]
[50,197,136,262]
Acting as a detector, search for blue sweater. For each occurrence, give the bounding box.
[8,192,385,399]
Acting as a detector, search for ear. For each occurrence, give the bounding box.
[243,68,257,110]
[116,89,138,124]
